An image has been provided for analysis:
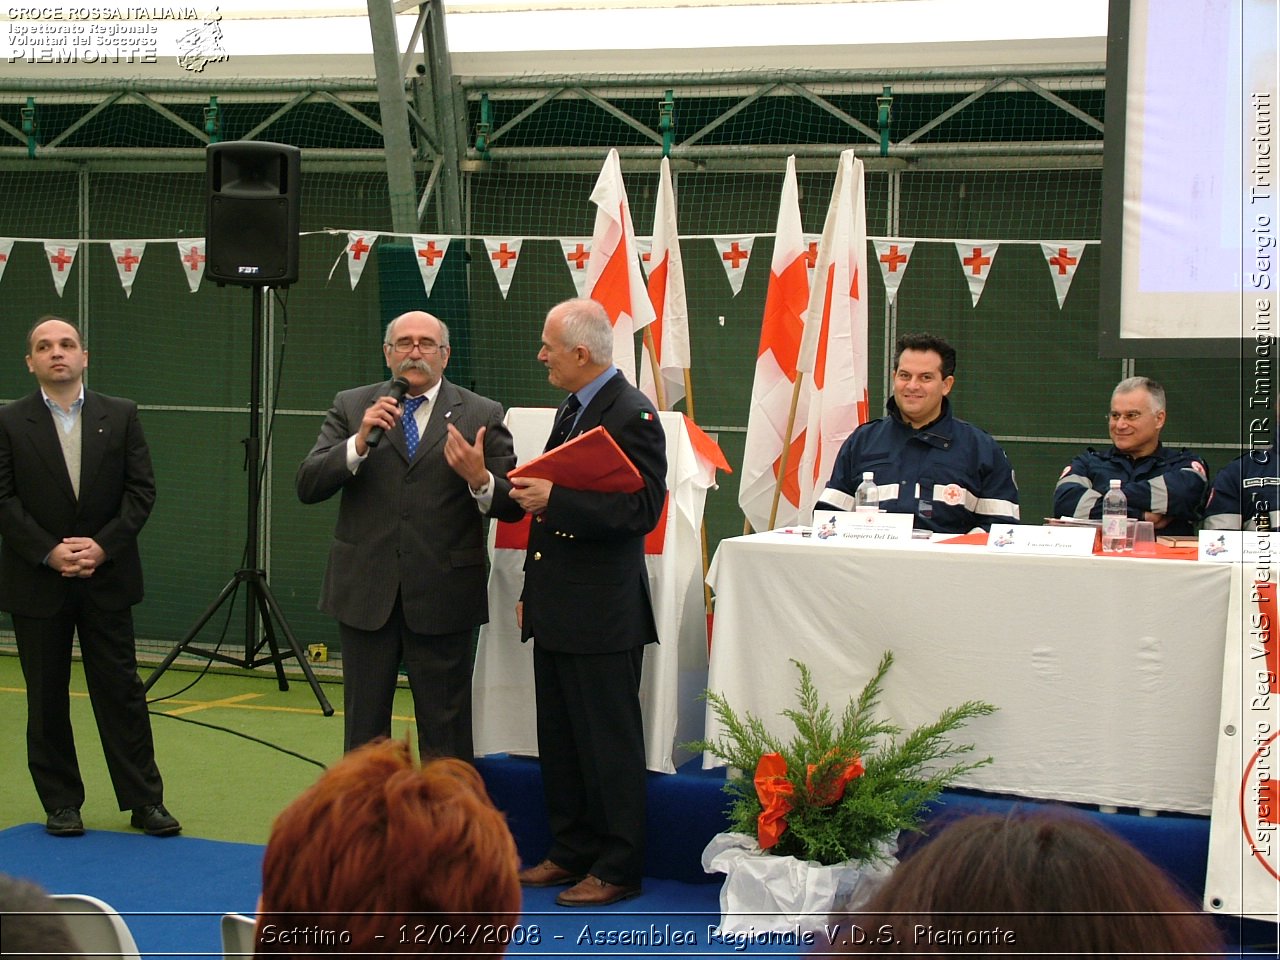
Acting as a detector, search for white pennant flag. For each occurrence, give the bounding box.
[44,241,78,297]
[714,235,756,296]
[176,239,207,293]
[955,241,1000,307]
[638,157,690,410]
[1040,242,1087,309]
[558,238,593,299]
[0,239,14,285]
[484,237,523,299]
[109,240,146,298]
[346,231,379,289]
[803,233,821,279]
[585,148,656,383]
[410,235,451,297]
[873,239,916,305]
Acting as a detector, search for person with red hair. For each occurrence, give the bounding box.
[255,739,522,957]
[834,809,1223,958]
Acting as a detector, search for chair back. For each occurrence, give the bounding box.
[49,893,142,960]
[221,912,257,960]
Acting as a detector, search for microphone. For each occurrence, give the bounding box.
[366,377,411,449]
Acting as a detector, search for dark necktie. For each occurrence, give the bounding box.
[402,394,427,458]
[547,394,582,449]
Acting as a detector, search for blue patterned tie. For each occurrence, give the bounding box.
[402,394,426,458]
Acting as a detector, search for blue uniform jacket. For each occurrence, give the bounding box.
[1204,448,1280,531]
[1053,443,1208,536]
[816,397,1020,534]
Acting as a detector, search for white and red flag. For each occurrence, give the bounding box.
[796,149,870,520]
[585,148,655,383]
[345,231,379,289]
[1040,241,1087,309]
[558,238,593,299]
[738,156,811,532]
[639,157,691,410]
[411,235,451,297]
[110,241,146,298]
[44,241,78,297]
[176,239,207,293]
[484,237,523,299]
[713,235,755,296]
[0,239,14,285]
[955,241,999,307]
[873,239,915,305]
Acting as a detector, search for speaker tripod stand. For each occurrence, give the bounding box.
[144,285,333,716]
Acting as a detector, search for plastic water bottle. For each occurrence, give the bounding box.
[854,472,879,512]
[1101,479,1129,553]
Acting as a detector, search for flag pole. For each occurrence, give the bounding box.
[681,369,714,618]
[767,372,807,530]
[641,325,666,410]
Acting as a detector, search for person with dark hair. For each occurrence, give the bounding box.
[0,315,178,838]
[508,298,667,907]
[833,810,1223,957]
[1054,376,1207,535]
[297,310,524,761]
[816,332,1019,533]
[0,873,79,958]
[255,739,521,957]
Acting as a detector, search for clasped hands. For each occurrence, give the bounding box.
[49,537,105,578]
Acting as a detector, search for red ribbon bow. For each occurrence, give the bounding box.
[805,752,865,807]
[753,752,795,850]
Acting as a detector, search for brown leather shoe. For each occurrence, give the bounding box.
[555,875,641,907]
[517,859,585,888]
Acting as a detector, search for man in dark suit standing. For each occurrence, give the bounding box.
[0,316,178,838]
[510,298,667,907]
[297,310,523,761]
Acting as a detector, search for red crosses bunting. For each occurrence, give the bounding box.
[109,240,146,299]
[0,239,12,285]
[345,231,379,289]
[176,239,207,293]
[872,239,915,306]
[954,241,1000,307]
[410,235,451,298]
[557,238,593,299]
[713,235,756,297]
[1040,241,1086,309]
[483,237,523,299]
[43,241,79,297]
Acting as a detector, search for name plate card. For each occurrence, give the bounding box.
[1198,530,1279,563]
[985,523,1096,557]
[812,510,915,544]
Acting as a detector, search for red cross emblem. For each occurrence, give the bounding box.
[803,241,819,269]
[879,245,908,272]
[963,247,991,275]
[49,247,74,272]
[349,236,371,260]
[1048,247,1077,275]
[116,248,140,272]
[182,246,206,271]
[565,243,589,270]
[417,241,444,266]
[491,242,518,269]
[722,241,750,268]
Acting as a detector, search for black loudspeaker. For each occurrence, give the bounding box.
[206,141,300,287]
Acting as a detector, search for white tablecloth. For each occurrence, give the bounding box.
[472,408,710,773]
[704,532,1235,813]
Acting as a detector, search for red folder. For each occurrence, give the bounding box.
[507,425,644,493]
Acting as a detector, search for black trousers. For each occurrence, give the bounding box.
[14,583,164,813]
[533,643,647,886]
[339,595,476,761]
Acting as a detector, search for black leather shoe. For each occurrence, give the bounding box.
[130,803,180,837]
[46,807,84,837]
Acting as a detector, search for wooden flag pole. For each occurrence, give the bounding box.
[641,326,666,411]
[767,372,807,531]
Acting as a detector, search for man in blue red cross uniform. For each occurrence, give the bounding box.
[1054,376,1208,536]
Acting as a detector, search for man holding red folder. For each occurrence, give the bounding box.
[510,298,667,907]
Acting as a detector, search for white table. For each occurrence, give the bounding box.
[704,532,1236,814]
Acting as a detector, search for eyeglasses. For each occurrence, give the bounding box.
[387,338,445,355]
[1108,411,1149,423]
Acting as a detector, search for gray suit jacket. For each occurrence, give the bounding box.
[296,377,522,634]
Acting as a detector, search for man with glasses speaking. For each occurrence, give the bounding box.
[297,310,523,760]
[1054,376,1208,536]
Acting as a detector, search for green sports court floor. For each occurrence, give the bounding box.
[0,652,412,843]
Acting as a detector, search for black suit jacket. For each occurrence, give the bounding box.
[0,389,156,617]
[520,371,667,654]
[296,377,523,634]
